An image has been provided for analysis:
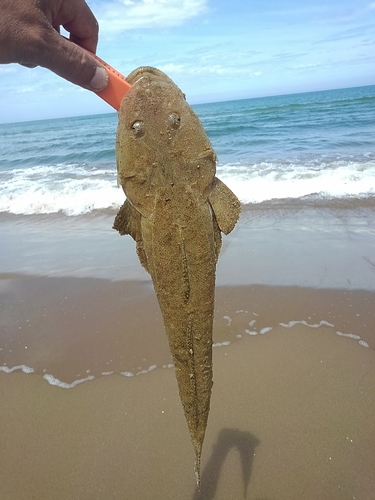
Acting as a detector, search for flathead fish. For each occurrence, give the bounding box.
[113,67,240,485]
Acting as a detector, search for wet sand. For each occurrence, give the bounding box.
[1,204,375,499]
[1,276,374,382]
[1,276,375,499]
[1,320,375,499]
[1,200,375,288]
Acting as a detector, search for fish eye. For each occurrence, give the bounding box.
[169,113,181,129]
[131,120,145,137]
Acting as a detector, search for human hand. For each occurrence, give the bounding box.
[0,0,108,91]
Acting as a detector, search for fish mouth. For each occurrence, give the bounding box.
[126,66,173,86]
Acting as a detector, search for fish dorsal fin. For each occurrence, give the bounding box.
[208,177,241,235]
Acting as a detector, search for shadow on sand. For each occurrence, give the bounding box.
[193,428,260,499]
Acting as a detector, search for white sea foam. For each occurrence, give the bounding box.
[245,330,258,335]
[336,331,361,340]
[245,326,273,335]
[140,364,157,374]
[1,158,375,215]
[0,364,34,374]
[218,159,375,205]
[43,373,94,388]
[0,164,124,215]
[223,315,232,326]
[279,320,335,328]
[260,327,273,334]
[213,341,231,347]
[359,340,369,348]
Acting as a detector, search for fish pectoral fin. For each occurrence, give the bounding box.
[113,199,141,239]
[113,200,150,273]
[208,177,241,235]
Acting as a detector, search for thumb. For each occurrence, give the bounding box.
[39,31,108,91]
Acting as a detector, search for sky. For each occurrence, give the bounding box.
[0,0,374,123]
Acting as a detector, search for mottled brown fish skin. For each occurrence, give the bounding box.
[142,186,215,485]
[114,67,240,485]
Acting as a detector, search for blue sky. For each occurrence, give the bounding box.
[0,0,374,123]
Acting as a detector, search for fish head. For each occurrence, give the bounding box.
[116,67,217,216]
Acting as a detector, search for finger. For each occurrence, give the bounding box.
[51,0,99,53]
[38,28,108,91]
[19,62,38,68]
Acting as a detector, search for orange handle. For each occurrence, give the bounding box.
[62,36,131,110]
[90,52,132,110]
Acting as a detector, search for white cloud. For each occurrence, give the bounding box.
[157,62,262,78]
[96,0,208,33]
[157,63,185,73]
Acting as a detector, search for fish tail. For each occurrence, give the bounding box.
[194,450,201,490]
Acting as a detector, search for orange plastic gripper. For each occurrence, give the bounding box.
[62,36,131,110]
[90,52,132,111]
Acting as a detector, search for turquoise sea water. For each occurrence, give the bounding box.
[1,84,374,214]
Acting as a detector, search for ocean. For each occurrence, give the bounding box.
[1,84,374,215]
[1,84,375,285]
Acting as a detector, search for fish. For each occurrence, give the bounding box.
[113,66,241,486]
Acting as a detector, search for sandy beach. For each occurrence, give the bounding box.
[1,204,375,499]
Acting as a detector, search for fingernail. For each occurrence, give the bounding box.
[89,66,109,91]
